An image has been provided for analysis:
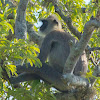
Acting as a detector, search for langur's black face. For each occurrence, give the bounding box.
[39,15,61,36]
[40,20,48,32]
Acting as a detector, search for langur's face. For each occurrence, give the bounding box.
[39,15,62,36]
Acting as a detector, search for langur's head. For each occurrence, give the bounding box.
[39,15,62,36]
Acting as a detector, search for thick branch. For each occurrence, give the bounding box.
[10,63,71,92]
[55,87,95,100]
[9,62,91,92]
[62,73,88,87]
[15,0,28,39]
[14,0,42,44]
[63,19,100,75]
[10,62,97,99]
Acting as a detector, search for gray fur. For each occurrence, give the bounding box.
[38,15,88,75]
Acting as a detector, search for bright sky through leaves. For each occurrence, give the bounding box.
[85,0,90,4]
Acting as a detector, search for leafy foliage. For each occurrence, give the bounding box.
[0,0,100,99]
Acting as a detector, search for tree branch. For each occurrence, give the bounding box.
[55,87,95,100]
[63,19,100,75]
[9,62,96,100]
[15,0,28,39]
[10,63,71,92]
[88,47,100,51]
[10,63,98,98]
[10,62,95,92]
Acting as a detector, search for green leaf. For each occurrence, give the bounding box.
[6,65,17,76]
[27,58,33,66]
[0,21,14,34]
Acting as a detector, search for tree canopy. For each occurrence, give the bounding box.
[0,0,100,100]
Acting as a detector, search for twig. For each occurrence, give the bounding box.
[89,57,97,66]
[88,47,100,51]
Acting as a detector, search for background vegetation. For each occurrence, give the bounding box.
[0,0,100,99]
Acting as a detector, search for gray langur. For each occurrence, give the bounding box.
[38,15,88,75]
[9,15,88,90]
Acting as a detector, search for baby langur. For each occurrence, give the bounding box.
[38,15,88,75]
